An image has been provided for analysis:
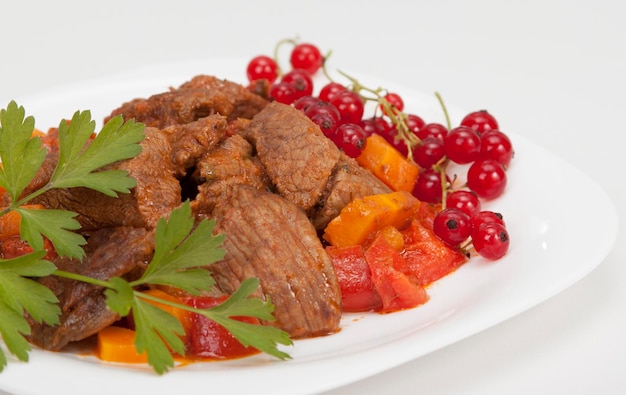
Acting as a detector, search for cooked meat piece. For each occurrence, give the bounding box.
[191,134,269,216]
[205,184,341,338]
[241,101,341,214]
[160,114,228,177]
[27,227,155,351]
[311,153,392,229]
[32,127,181,231]
[106,75,268,128]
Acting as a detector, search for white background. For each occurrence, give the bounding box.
[0,0,624,394]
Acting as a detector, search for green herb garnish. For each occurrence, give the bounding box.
[0,101,292,374]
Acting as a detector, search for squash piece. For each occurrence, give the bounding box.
[356,134,420,192]
[0,204,45,239]
[323,190,420,248]
[97,326,148,364]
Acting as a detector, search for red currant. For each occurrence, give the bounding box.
[302,99,341,124]
[479,130,514,167]
[461,110,499,134]
[472,222,509,260]
[416,123,448,142]
[433,208,473,246]
[412,169,449,204]
[330,90,364,125]
[318,82,346,102]
[281,69,314,100]
[246,55,279,83]
[360,117,391,137]
[413,137,445,169]
[467,159,507,199]
[381,128,410,156]
[310,112,338,139]
[380,92,404,117]
[270,81,297,104]
[290,43,324,75]
[335,123,366,158]
[406,114,426,134]
[446,190,481,218]
[293,95,319,112]
[444,126,481,164]
[471,210,505,230]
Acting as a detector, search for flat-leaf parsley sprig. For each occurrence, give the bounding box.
[0,101,292,374]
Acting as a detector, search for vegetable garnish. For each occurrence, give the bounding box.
[0,101,292,375]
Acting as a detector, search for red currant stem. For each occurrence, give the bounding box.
[460,239,474,256]
[434,91,451,130]
[273,37,298,77]
[334,69,421,161]
[321,49,332,68]
[435,160,450,209]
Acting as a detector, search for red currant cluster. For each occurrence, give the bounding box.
[245,40,513,260]
[415,110,513,260]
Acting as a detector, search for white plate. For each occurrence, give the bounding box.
[0,59,618,395]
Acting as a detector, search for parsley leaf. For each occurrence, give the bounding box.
[0,101,46,203]
[199,277,293,360]
[0,103,145,260]
[17,207,84,260]
[131,299,186,374]
[0,251,60,370]
[137,201,224,295]
[51,112,144,196]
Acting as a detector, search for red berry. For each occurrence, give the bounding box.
[479,130,514,167]
[303,99,341,124]
[335,123,366,158]
[444,126,481,164]
[270,81,297,104]
[380,92,404,117]
[467,159,507,199]
[406,114,426,134]
[461,110,499,134]
[471,210,505,230]
[290,43,324,75]
[293,95,319,112]
[319,82,346,102]
[412,169,449,204]
[360,117,391,137]
[246,55,279,83]
[446,190,481,218]
[433,208,473,246]
[472,222,509,260]
[381,128,410,156]
[413,137,445,169]
[281,69,314,100]
[310,112,338,139]
[330,90,364,125]
[416,123,448,142]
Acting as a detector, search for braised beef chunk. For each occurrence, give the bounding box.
[160,114,228,177]
[312,153,392,229]
[206,184,341,338]
[191,134,270,216]
[106,75,268,128]
[32,127,181,231]
[241,102,341,214]
[20,73,402,353]
[27,227,155,351]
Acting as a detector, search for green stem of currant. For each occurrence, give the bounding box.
[435,91,451,130]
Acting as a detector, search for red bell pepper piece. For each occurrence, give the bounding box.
[401,219,468,286]
[365,234,429,313]
[326,245,383,312]
[182,296,260,359]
